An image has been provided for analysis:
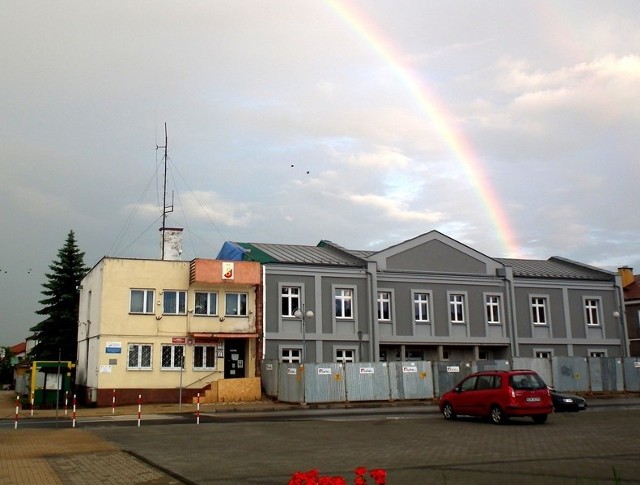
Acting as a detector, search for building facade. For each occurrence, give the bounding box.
[75,257,262,406]
[620,267,640,356]
[220,231,628,364]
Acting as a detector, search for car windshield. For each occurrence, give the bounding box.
[509,373,546,390]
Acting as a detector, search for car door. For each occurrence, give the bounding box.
[452,376,478,415]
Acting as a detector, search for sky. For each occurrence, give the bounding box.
[1,1,639,347]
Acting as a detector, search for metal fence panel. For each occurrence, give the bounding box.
[277,363,305,403]
[473,360,511,372]
[344,363,391,402]
[260,360,279,398]
[588,357,624,392]
[512,358,553,387]
[389,361,433,400]
[433,361,473,397]
[552,357,589,392]
[623,358,640,392]
[304,363,346,404]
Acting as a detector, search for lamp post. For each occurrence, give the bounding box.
[294,306,314,363]
[613,310,628,358]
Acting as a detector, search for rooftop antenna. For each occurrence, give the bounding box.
[157,122,174,260]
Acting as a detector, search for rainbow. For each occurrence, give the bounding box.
[325,1,521,257]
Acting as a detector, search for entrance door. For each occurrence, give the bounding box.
[224,339,246,379]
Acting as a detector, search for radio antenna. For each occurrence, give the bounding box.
[157,123,173,260]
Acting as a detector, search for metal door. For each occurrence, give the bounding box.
[224,339,246,379]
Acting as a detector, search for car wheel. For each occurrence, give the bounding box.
[532,414,548,424]
[490,405,507,425]
[442,402,457,420]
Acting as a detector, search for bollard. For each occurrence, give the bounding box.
[14,395,19,429]
[196,393,200,425]
[64,391,69,415]
[112,389,116,415]
[137,394,141,427]
[72,394,77,428]
[30,395,34,417]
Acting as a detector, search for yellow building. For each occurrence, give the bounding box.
[76,257,262,406]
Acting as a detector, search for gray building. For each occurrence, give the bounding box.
[218,231,628,363]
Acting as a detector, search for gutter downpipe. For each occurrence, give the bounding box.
[262,264,267,360]
[613,275,629,358]
[366,261,379,362]
[504,266,519,358]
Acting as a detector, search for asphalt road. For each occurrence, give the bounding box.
[89,407,640,485]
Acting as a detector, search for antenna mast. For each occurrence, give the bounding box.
[158,123,173,260]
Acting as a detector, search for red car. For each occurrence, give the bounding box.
[438,369,553,424]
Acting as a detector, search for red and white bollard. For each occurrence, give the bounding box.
[137,394,142,427]
[112,389,116,415]
[64,391,69,415]
[14,395,19,429]
[196,393,200,425]
[72,394,77,428]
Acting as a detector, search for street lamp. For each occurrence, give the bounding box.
[294,306,314,362]
[613,310,628,358]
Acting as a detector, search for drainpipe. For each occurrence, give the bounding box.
[613,275,629,358]
[366,261,379,362]
[502,266,519,358]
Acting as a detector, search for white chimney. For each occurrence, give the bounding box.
[161,227,183,261]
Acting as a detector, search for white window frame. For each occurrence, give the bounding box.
[193,345,216,370]
[336,348,355,364]
[161,344,185,370]
[335,288,353,319]
[194,291,218,316]
[485,294,501,325]
[130,289,155,314]
[225,292,248,316]
[163,290,186,315]
[281,348,302,363]
[584,297,601,326]
[449,293,466,324]
[588,349,607,358]
[281,286,301,318]
[413,291,431,323]
[534,349,553,359]
[377,291,391,321]
[127,343,152,370]
[531,296,549,326]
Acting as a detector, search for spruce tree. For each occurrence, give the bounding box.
[30,230,89,362]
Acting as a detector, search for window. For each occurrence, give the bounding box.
[531,296,548,325]
[193,345,216,370]
[161,344,185,370]
[225,293,247,316]
[336,349,355,363]
[535,350,552,359]
[163,290,186,315]
[281,348,301,363]
[195,292,218,316]
[414,292,430,322]
[127,344,152,369]
[130,289,154,314]
[335,288,353,319]
[585,298,601,326]
[589,350,607,358]
[485,295,501,324]
[449,294,465,323]
[281,286,301,317]
[377,291,391,321]
[460,376,477,391]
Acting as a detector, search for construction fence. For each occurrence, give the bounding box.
[261,357,640,404]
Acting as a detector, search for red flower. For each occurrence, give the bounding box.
[369,469,387,485]
[354,467,367,477]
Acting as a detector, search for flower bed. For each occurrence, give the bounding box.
[288,467,387,485]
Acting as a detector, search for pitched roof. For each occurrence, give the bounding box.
[495,257,614,280]
[624,275,640,301]
[10,342,26,355]
[238,242,366,266]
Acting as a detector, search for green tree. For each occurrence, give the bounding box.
[30,230,89,362]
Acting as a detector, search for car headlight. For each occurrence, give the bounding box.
[562,398,574,403]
